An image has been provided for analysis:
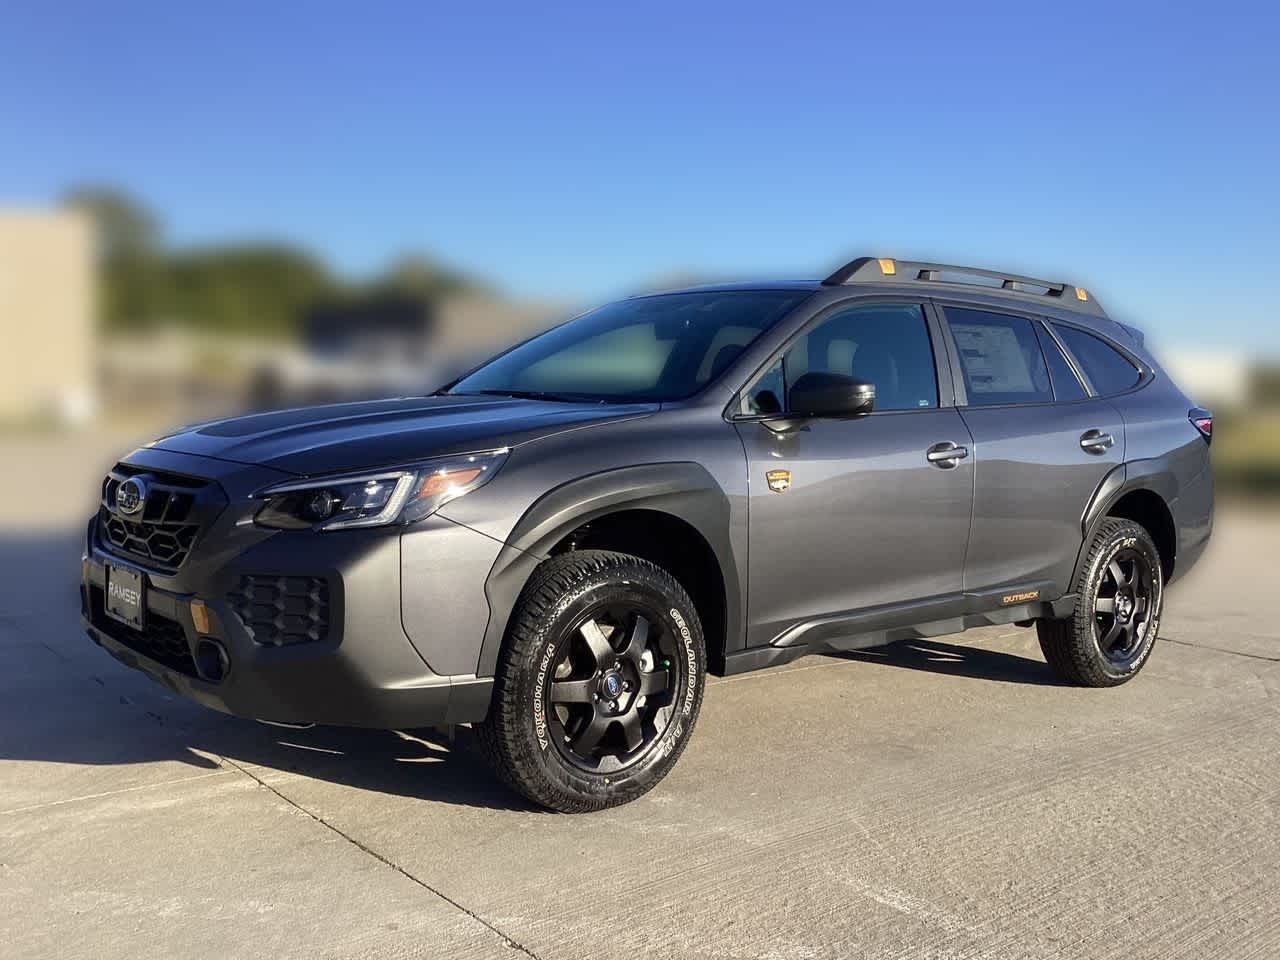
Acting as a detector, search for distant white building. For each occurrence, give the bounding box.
[0,210,95,423]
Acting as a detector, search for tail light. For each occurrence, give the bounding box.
[1189,408,1213,444]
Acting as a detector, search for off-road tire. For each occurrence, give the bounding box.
[1038,518,1164,687]
[477,550,706,812]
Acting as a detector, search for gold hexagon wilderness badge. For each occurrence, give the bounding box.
[766,469,792,493]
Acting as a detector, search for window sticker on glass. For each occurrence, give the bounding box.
[953,325,1034,394]
[947,308,1053,406]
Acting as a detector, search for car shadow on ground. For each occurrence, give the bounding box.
[199,720,538,813]
[7,684,538,813]
[835,637,1067,686]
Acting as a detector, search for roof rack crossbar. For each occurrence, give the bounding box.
[820,256,1106,317]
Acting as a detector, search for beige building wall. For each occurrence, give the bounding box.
[0,210,95,422]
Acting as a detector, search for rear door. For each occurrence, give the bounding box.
[938,304,1125,600]
[733,300,974,648]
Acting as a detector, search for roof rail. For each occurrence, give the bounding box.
[821,256,1108,318]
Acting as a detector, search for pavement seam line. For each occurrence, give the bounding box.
[1159,636,1280,663]
[219,756,543,960]
[0,768,236,817]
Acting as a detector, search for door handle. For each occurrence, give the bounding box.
[1080,429,1115,454]
[926,441,969,468]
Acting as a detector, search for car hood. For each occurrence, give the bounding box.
[145,395,658,476]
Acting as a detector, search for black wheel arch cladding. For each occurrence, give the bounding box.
[475,462,739,679]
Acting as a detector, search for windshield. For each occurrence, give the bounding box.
[447,290,809,403]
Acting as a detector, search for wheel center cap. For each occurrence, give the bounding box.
[602,672,623,699]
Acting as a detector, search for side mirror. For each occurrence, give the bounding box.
[787,372,875,417]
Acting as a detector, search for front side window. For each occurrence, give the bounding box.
[449,290,808,403]
[1053,324,1142,396]
[947,307,1053,406]
[743,303,938,414]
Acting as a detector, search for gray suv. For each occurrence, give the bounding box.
[81,256,1214,811]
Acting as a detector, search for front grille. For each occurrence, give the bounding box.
[89,586,198,677]
[228,575,330,646]
[97,465,224,571]
[99,508,200,567]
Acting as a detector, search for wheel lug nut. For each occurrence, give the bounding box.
[622,682,631,691]
[593,693,600,701]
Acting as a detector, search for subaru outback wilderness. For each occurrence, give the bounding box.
[82,256,1214,812]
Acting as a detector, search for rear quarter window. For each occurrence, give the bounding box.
[1053,324,1142,396]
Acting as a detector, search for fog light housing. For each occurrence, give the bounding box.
[195,638,230,683]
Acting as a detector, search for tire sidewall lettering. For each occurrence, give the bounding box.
[532,639,557,751]
[668,606,699,720]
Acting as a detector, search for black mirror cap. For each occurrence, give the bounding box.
[788,372,875,417]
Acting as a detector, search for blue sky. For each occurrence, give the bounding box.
[3,1,1278,353]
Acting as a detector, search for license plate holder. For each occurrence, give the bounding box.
[105,563,146,630]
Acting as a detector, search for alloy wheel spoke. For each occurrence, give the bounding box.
[622,615,650,667]
[1108,559,1127,589]
[1100,619,1123,653]
[620,711,645,752]
[1095,596,1115,613]
[572,712,611,755]
[579,618,615,669]
[1117,622,1134,652]
[550,678,596,704]
[638,669,669,697]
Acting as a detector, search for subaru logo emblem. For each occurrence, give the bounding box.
[115,477,146,515]
[603,674,622,698]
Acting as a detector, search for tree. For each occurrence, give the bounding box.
[160,245,337,338]
[62,186,161,260]
[373,253,478,301]
[62,185,165,330]
[58,186,478,339]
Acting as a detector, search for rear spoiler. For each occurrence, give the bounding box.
[1114,321,1145,347]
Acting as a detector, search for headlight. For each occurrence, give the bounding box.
[254,449,508,531]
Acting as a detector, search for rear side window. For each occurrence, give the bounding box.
[1035,323,1088,401]
[946,308,1053,406]
[1053,324,1141,395]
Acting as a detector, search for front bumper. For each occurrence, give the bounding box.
[80,450,495,728]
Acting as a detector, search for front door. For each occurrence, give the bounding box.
[733,301,974,649]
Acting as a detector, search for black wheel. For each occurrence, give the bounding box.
[477,550,706,812]
[1038,517,1164,687]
